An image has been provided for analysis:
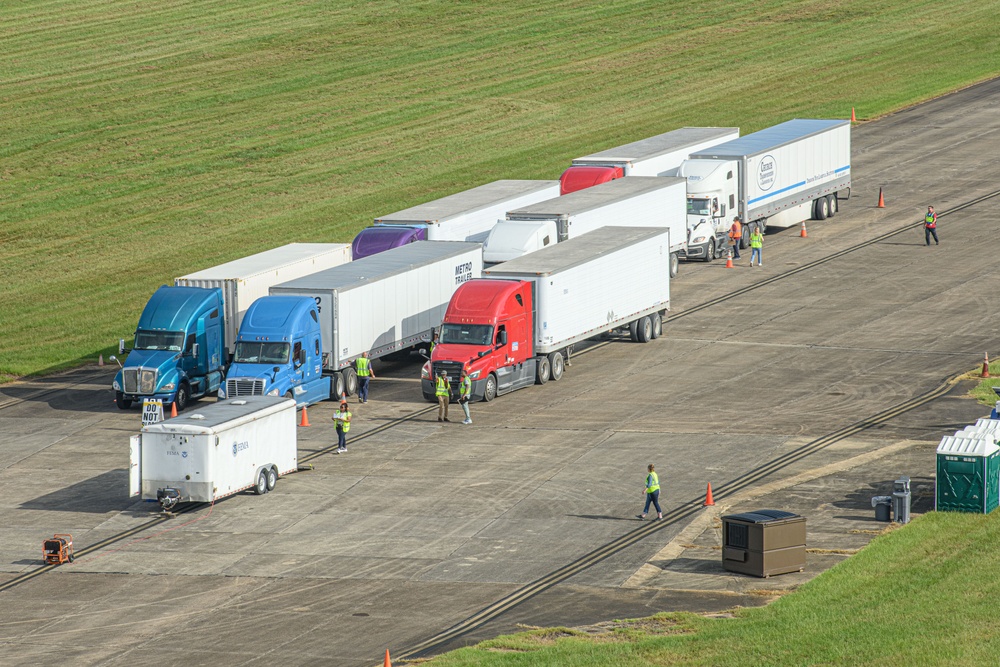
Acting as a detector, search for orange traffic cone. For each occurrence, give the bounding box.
[704,483,715,506]
[170,402,178,418]
[877,188,885,208]
[983,353,991,379]
[725,249,734,269]
[851,107,856,122]
[98,354,104,366]
[384,649,392,667]
[800,221,807,238]
[299,406,311,427]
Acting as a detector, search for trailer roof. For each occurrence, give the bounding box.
[484,226,669,276]
[689,119,849,160]
[176,243,349,281]
[575,127,739,162]
[375,180,558,224]
[272,241,481,292]
[508,176,685,219]
[142,396,294,434]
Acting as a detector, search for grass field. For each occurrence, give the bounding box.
[3,0,1000,378]
[423,512,1000,666]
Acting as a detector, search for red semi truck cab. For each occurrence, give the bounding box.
[421,279,535,403]
[558,165,624,195]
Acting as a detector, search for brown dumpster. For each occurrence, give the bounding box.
[721,509,805,577]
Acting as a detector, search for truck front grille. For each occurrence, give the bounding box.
[227,378,265,397]
[123,368,157,394]
[431,361,464,394]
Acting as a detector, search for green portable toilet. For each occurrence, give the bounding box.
[936,434,1000,513]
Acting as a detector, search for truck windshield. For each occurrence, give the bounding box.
[134,331,184,351]
[440,323,493,346]
[687,198,712,216]
[234,342,290,364]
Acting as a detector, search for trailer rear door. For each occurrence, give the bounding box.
[129,435,141,498]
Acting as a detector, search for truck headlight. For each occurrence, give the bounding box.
[267,388,280,396]
[421,361,431,379]
[217,387,227,399]
[113,380,121,390]
[161,382,175,391]
[692,236,707,244]
[469,370,481,379]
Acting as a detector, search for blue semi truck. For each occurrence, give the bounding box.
[113,286,226,411]
[218,295,330,406]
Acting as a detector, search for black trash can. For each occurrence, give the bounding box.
[871,495,892,522]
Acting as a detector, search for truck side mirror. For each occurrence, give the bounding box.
[497,331,507,347]
[191,343,199,359]
[118,339,126,355]
[298,349,306,366]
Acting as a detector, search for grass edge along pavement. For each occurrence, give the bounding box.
[969,360,1000,406]
[4,0,1000,379]
[420,512,1000,666]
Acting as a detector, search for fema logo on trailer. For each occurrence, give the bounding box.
[757,154,776,191]
[232,441,250,457]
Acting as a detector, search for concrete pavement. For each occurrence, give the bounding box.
[3,78,1000,665]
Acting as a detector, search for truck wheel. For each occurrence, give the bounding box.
[483,374,498,402]
[669,252,679,278]
[703,239,715,263]
[637,316,653,343]
[813,197,829,220]
[629,320,639,342]
[253,469,268,495]
[536,357,551,384]
[651,313,662,339]
[827,194,838,217]
[342,368,358,396]
[549,352,565,381]
[740,225,750,249]
[266,467,278,492]
[175,383,190,412]
[115,392,133,410]
[333,373,346,402]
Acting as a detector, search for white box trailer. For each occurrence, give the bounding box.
[560,126,739,193]
[175,243,353,352]
[679,119,851,253]
[485,226,671,354]
[375,179,560,243]
[270,241,482,394]
[484,177,687,277]
[130,396,297,508]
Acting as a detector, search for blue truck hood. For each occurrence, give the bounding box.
[227,362,278,380]
[351,226,425,259]
[122,349,180,373]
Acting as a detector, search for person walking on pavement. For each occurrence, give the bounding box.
[925,205,939,246]
[355,351,374,403]
[435,370,452,422]
[636,463,662,520]
[333,398,352,454]
[728,216,742,260]
[749,225,764,267]
[459,367,473,425]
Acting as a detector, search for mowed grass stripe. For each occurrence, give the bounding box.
[2,0,1000,375]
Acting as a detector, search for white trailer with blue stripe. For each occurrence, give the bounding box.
[676,119,850,257]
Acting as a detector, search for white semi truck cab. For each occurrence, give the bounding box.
[676,158,738,261]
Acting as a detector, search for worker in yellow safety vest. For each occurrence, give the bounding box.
[459,367,473,425]
[749,226,764,267]
[333,398,352,454]
[924,205,938,246]
[435,370,452,423]
[636,463,662,520]
[355,352,375,403]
